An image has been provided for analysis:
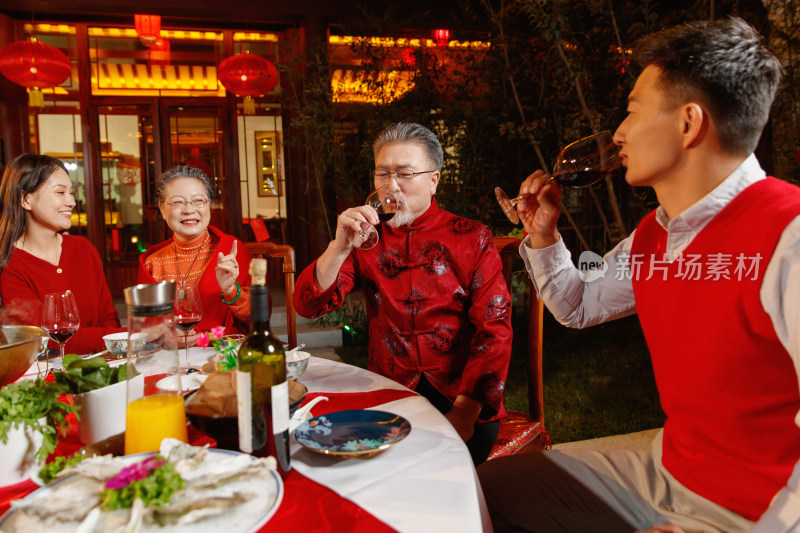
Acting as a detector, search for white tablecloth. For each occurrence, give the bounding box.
[295,357,492,533]
[23,348,493,532]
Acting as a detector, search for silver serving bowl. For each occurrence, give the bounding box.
[0,325,46,387]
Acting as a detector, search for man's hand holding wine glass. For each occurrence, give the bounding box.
[516,170,563,249]
[496,130,621,249]
[332,187,400,252]
[337,204,380,251]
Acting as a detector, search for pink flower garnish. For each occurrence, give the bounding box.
[196,332,210,348]
[210,326,226,339]
[105,457,165,489]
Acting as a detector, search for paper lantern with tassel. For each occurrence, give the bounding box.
[134,14,161,47]
[218,51,278,114]
[0,37,71,107]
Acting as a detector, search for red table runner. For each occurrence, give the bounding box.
[0,387,417,532]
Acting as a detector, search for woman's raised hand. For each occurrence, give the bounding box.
[215,240,240,293]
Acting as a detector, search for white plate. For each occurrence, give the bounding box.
[0,449,284,533]
[156,373,207,392]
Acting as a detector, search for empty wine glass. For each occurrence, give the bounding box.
[495,130,622,224]
[348,186,400,250]
[40,291,80,375]
[174,285,202,372]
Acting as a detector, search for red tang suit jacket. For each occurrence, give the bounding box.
[294,199,513,422]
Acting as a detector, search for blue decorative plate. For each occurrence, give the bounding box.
[294,409,412,457]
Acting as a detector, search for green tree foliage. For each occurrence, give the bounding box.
[303,0,792,254]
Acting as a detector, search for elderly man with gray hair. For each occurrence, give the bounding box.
[294,122,513,465]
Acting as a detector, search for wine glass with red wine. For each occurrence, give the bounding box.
[495,130,622,224]
[174,285,202,372]
[349,186,399,250]
[41,291,80,375]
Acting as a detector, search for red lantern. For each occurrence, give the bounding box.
[134,14,161,47]
[217,51,278,114]
[401,48,417,69]
[148,37,170,68]
[432,28,451,47]
[0,37,71,107]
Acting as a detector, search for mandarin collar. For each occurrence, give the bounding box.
[173,230,209,253]
[389,197,440,234]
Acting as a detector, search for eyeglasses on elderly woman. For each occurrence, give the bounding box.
[161,198,209,210]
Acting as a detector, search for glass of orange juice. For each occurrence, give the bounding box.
[123,281,188,455]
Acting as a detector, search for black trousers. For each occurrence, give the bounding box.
[415,374,499,466]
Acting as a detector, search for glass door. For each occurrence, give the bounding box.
[96,103,161,295]
[162,103,228,232]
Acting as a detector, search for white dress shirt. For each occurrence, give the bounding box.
[520,154,800,532]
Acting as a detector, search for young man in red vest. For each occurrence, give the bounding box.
[477,17,800,533]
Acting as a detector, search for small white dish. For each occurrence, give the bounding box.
[156,373,206,393]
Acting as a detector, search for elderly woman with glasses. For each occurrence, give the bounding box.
[138,166,252,339]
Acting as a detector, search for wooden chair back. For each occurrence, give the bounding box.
[244,242,298,349]
[493,236,545,429]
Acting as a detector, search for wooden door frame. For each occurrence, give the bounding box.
[158,97,243,240]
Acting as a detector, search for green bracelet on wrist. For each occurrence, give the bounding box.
[221,281,241,305]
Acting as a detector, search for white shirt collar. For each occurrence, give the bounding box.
[653,154,766,259]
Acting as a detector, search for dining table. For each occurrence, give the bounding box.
[0,349,493,533]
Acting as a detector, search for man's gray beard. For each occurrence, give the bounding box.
[387,208,416,228]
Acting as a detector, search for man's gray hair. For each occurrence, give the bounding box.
[373,122,443,171]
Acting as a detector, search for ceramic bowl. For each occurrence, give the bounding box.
[285,350,310,379]
[0,325,46,387]
[102,332,158,358]
[102,332,129,357]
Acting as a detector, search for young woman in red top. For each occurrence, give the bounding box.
[0,154,123,354]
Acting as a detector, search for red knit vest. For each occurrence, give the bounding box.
[631,177,800,520]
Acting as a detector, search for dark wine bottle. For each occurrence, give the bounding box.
[236,258,291,475]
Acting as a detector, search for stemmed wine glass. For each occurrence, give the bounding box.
[40,291,80,376]
[495,130,622,224]
[174,285,202,372]
[349,186,400,250]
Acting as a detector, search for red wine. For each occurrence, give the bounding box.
[48,328,77,344]
[378,212,395,222]
[553,169,608,188]
[175,317,200,334]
